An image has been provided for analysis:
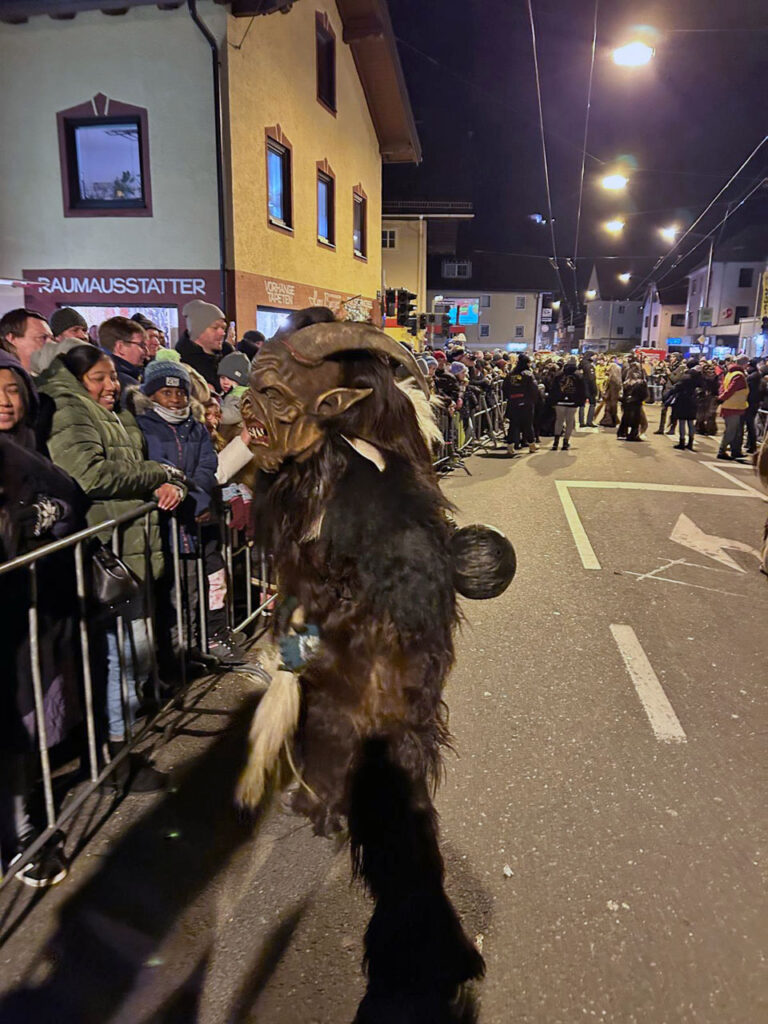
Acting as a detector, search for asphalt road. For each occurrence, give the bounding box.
[1,408,766,1024]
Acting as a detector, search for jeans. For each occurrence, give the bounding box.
[678,419,695,444]
[579,397,596,427]
[555,405,577,440]
[105,611,151,741]
[718,415,743,457]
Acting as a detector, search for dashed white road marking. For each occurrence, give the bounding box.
[555,479,761,570]
[610,624,687,743]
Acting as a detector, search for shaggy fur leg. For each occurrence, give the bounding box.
[349,738,484,1023]
[235,643,300,809]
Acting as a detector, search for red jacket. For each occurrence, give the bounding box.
[718,365,748,417]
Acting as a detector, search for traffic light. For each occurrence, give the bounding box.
[418,313,428,331]
[384,288,397,318]
[396,289,417,327]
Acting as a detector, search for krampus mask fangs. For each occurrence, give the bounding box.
[242,321,429,473]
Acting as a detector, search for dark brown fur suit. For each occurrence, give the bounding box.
[237,313,484,1022]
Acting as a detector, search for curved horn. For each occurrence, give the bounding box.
[279,321,430,397]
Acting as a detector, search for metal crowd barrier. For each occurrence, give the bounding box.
[0,501,275,887]
[433,382,505,474]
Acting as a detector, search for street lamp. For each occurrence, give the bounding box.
[659,224,679,244]
[618,272,631,283]
[601,173,628,191]
[586,289,597,300]
[604,219,625,234]
[612,41,654,66]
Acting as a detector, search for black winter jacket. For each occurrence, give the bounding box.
[175,331,234,393]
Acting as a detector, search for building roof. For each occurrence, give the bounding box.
[1,0,421,164]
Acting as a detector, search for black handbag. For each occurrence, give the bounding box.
[90,540,141,611]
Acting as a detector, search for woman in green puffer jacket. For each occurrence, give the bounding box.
[39,346,185,790]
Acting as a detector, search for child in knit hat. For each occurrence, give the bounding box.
[134,360,245,669]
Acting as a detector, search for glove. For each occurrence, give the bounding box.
[162,464,188,487]
[12,496,66,541]
[278,625,320,671]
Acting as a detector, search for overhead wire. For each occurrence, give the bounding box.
[525,0,571,315]
[570,0,600,323]
[629,135,768,299]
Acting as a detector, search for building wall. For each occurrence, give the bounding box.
[226,0,382,329]
[382,219,427,307]
[426,289,540,348]
[0,4,224,275]
[584,300,643,347]
[686,261,762,331]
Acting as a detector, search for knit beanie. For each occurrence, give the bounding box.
[450,361,467,377]
[132,312,158,331]
[50,307,87,336]
[433,349,447,362]
[141,358,191,396]
[218,351,251,387]
[183,299,225,340]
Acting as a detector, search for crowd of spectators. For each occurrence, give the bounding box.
[0,301,264,888]
[415,341,768,459]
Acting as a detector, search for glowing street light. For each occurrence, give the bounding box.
[586,289,597,300]
[551,300,561,310]
[659,224,679,244]
[601,173,628,191]
[603,219,625,234]
[618,272,631,283]
[612,41,654,66]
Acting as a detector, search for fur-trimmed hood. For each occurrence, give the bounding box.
[124,385,206,423]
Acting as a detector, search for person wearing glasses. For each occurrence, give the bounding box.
[98,316,149,395]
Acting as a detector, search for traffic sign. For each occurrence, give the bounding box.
[699,306,713,327]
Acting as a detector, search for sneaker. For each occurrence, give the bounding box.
[208,632,247,666]
[11,832,68,888]
[716,452,731,461]
[529,442,538,453]
[506,444,517,456]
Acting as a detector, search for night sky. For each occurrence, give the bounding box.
[384,0,768,315]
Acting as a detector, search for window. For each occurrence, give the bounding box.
[479,324,490,339]
[616,326,624,336]
[515,325,524,338]
[738,268,754,289]
[618,305,625,314]
[670,313,685,327]
[687,312,694,329]
[381,229,397,249]
[316,12,336,113]
[691,279,698,295]
[57,94,152,217]
[442,259,472,279]
[317,161,335,246]
[515,296,526,310]
[644,316,649,328]
[653,314,658,327]
[480,294,491,308]
[265,126,292,232]
[734,305,750,323]
[353,185,367,258]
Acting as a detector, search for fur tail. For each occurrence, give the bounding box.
[235,642,301,809]
[349,738,484,1023]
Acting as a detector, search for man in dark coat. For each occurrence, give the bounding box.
[98,316,148,394]
[579,353,598,428]
[175,300,232,394]
[503,353,539,454]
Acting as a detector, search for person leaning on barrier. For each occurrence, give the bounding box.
[38,345,186,795]
[0,350,87,887]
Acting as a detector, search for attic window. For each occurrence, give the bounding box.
[57,95,152,218]
[316,12,336,113]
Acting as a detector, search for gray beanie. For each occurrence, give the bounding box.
[218,351,251,386]
[141,358,191,397]
[50,307,87,336]
[183,299,225,340]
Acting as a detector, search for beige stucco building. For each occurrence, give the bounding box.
[0,0,419,339]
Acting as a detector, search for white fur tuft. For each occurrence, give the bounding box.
[235,642,301,809]
[397,377,443,450]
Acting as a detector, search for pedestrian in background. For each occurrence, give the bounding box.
[175,300,232,393]
[670,359,699,451]
[503,353,538,454]
[717,356,749,460]
[550,359,585,451]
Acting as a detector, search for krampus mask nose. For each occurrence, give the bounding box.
[243,320,430,472]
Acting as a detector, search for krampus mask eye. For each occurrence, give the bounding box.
[243,320,429,472]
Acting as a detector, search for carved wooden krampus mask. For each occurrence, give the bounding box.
[242,321,429,473]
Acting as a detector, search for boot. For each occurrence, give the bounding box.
[107,741,168,794]
[551,436,560,451]
[673,442,685,450]
[686,438,694,451]
[562,439,570,451]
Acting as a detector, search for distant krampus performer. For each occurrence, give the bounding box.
[236,309,515,1022]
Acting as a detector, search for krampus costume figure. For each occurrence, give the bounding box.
[236,310,515,1022]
